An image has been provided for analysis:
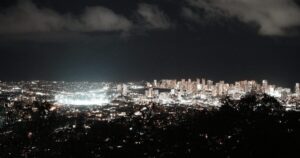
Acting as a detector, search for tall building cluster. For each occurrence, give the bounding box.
[1,80,299,110]
[144,79,299,102]
[296,83,300,96]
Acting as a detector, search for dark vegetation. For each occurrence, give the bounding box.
[0,93,299,158]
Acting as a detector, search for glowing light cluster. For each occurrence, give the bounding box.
[55,89,110,106]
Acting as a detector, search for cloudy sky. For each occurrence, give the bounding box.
[0,0,300,86]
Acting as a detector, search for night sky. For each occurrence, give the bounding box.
[0,0,300,87]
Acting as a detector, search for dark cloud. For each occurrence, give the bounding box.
[2,0,300,37]
[0,0,132,34]
[187,0,300,36]
[137,3,172,29]
[182,7,201,23]
[0,0,300,84]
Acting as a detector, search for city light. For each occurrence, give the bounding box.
[0,79,299,110]
[55,90,110,106]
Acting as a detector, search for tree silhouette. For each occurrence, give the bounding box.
[220,92,285,116]
[219,96,237,113]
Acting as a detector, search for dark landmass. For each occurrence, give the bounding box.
[0,93,299,158]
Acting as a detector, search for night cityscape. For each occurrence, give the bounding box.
[0,79,300,109]
[1,0,300,158]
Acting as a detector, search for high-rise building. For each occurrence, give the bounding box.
[262,80,268,93]
[186,79,193,93]
[146,82,152,88]
[202,78,206,86]
[181,79,185,83]
[122,84,128,96]
[295,83,300,94]
[153,80,157,87]
[180,79,186,90]
[217,82,224,96]
[207,80,213,90]
[196,78,200,84]
[269,85,275,95]
[235,82,241,90]
[145,88,156,98]
[153,89,159,97]
[145,88,151,98]
[197,83,202,91]
[170,89,176,95]
[262,80,268,86]
[117,84,122,93]
[212,87,218,97]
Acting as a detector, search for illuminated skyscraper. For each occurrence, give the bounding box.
[197,83,202,91]
[217,82,224,96]
[153,89,159,97]
[202,78,206,86]
[146,82,152,88]
[117,84,122,93]
[170,89,176,95]
[262,80,268,86]
[295,83,300,94]
[153,80,157,87]
[207,80,213,90]
[196,78,200,84]
[235,82,241,90]
[122,84,128,96]
[145,88,155,98]
[180,79,186,90]
[262,80,268,93]
[181,79,185,83]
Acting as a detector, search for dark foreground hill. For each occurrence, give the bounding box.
[0,93,299,158]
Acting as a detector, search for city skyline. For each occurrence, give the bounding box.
[1,78,299,110]
[1,78,299,90]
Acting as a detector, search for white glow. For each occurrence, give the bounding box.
[55,89,110,106]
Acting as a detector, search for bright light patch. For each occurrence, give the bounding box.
[55,90,110,106]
